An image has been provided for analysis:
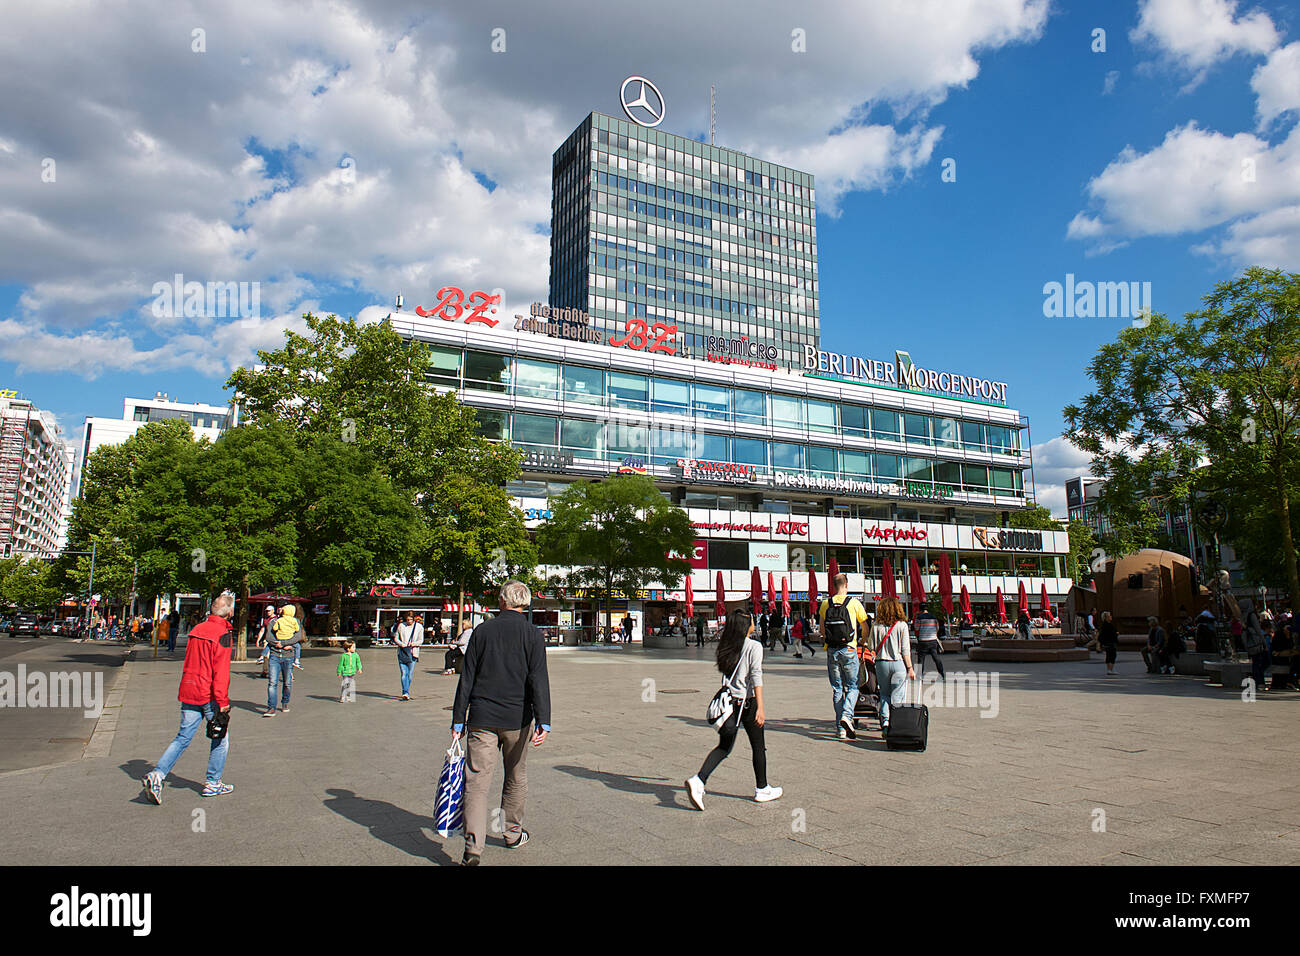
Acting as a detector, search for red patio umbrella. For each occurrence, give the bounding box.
[684,575,694,621]
[938,553,954,618]
[1041,583,1054,622]
[909,557,925,621]
[750,566,762,617]
[767,571,776,612]
[781,576,791,618]
[1018,581,1029,618]
[827,556,840,592]
[715,571,726,621]
[996,587,1008,624]
[881,556,897,600]
[808,569,819,617]
[960,585,973,625]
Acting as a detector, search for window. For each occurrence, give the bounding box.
[903,413,931,445]
[652,377,690,415]
[840,449,869,477]
[694,431,727,461]
[806,399,836,434]
[562,365,605,404]
[840,404,867,437]
[608,371,648,411]
[987,425,1013,454]
[770,441,803,470]
[650,425,689,463]
[871,408,900,441]
[904,457,932,482]
[873,454,901,482]
[933,416,959,449]
[991,468,1017,496]
[771,395,803,428]
[709,540,749,570]
[473,409,507,441]
[425,346,461,387]
[514,359,559,400]
[828,546,859,573]
[933,461,961,486]
[961,464,989,490]
[961,420,985,451]
[464,350,510,392]
[561,418,602,455]
[807,445,836,476]
[692,383,730,420]
[732,437,766,466]
[511,414,558,448]
[956,552,985,574]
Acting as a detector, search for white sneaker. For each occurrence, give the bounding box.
[754,785,783,803]
[685,775,706,811]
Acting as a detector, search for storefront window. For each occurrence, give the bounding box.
[956,552,984,574]
[807,445,836,476]
[986,552,1011,573]
[1014,555,1043,576]
[840,449,869,478]
[608,371,649,412]
[692,383,730,420]
[733,388,765,427]
[732,437,766,467]
[771,441,803,470]
[771,395,803,429]
[840,404,867,437]
[514,359,559,400]
[563,364,604,404]
[463,350,510,392]
[903,413,931,445]
[561,418,602,456]
[828,546,859,573]
[806,399,837,434]
[871,408,900,441]
[652,377,690,416]
[512,413,558,448]
[424,346,461,387]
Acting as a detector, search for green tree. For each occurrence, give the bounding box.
[295,436,422,633]
[1064,267,1300,609]
[1007,504,1061,531]
[187,423,302,659]
[537,475,695,638]
[0,556,60,610]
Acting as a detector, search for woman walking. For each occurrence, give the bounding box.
[1098,610,1119,675]
[685,609,782,809]
[869,597,915,735]
[393,611,424,701]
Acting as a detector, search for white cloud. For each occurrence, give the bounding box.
[1131,0,1278,75]
[1030,435,1096,519]
[1252,41,1300,128]
[0,0,1052,378]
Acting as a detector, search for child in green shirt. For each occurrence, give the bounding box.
[337,641,363,702]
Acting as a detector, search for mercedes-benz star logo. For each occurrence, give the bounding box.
[620,76,665,128]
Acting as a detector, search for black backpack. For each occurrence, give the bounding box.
[823,598,854,648]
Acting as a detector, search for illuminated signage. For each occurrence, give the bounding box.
[803,346,1008,404]
[704,335,778,371]
[774,520,809,536]
[676,459,760,483]
[973,528,1044,552]
[693,520,772,533]
[620,76,666,128]
[412,286,501,327]
[863,524,928,544]
[617,456,647,474]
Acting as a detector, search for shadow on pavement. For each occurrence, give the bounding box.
[323,788,455,865]
[551,764,698,811]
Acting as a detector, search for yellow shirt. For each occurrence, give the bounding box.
[818,595,868,649]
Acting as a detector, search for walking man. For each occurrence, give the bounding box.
[818,574,869,740]
[141,593,236,802]
[264,605,303,716]
[452,580,551,866]
[914,607,945,680]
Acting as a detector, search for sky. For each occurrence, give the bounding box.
[1,0,1296,518]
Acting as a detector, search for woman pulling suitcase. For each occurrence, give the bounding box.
[868,597,915,735]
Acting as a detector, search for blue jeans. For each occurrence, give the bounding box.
[155,702,228,783]
[398,658,414,695]
[268,656,293,709]
[876,660,907,724]
[827,647,860,724]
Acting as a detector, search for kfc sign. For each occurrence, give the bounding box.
[775,520,809,536]
[863,524,929,544]
[689,540,708,569]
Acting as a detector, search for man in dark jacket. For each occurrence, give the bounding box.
[142,594,236,803]
[452,580,551,866]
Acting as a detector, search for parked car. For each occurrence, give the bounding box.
[10,614,40,636]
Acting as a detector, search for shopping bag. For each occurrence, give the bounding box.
[434,737,466,837]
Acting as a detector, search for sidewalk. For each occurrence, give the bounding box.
[1,643,1298,865]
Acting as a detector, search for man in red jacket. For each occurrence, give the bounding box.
[142,594,236,803]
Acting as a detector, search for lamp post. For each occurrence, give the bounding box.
[84,539,97,629]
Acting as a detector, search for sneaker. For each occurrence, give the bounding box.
[142,771,163,805]
[754,785,783,803]
[837,727,847,740]
[685,775,706,811]
[793,653,802,659]
[841,716,857,739]
[280,706,290,713]
[202,781,234,797]
[262,709,276,717]
[506,830,530,849]
[293,662,303,670]
[461,852,480,867]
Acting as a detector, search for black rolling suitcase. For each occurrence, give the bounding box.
[885,676,928,751]
[854,654,879,717]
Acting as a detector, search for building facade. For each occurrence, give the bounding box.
[387,304,1066,633]
[0,395,73,559]
[74,393,236,498]
[549,112,820,371]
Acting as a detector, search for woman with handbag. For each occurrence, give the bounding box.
[685,609,782,809]
[394,611,424,701]
[870,597,915,735]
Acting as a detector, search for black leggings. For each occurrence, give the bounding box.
[916,640,945,678]
[698,697,767,788]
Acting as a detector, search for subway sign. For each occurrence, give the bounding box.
[803,346,1009,404]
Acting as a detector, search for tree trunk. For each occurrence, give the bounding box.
[234,573,250,662]
[328,582,342,637]
[456,581,466,635]
[1275,465,1300,613]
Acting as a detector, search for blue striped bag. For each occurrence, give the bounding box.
[434,737,466,837]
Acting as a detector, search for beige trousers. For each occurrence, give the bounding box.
[463,726,529,857]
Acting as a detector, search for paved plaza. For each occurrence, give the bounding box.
[2,636,1299,866]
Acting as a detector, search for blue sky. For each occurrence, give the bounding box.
[1,0,1295,515]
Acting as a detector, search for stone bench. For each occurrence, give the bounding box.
[1205,660,1249,689]
[967,638,1091,663]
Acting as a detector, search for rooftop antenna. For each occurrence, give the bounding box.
[710,85,716,146]
[395,293,403,312]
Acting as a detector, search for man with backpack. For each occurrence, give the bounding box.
[818,573,869,740]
